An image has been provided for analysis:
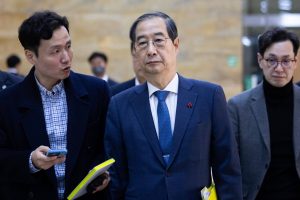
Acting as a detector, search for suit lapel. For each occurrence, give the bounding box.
[64,73,89,179]
[250,84,270,154]
[293,85,300,163]
[168,76,197,168]
[130,84,165,166]
[18,68,56,185]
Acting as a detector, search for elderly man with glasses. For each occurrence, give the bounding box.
[228,27,300,200]
[105,11,242,200]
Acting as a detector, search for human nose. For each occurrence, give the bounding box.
[146,40,157,56]
[61,49,71,63]
[274,62,284,71]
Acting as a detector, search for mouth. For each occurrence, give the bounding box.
[272,74,285,79]
[63,67,71,71]
[146,61,161,65]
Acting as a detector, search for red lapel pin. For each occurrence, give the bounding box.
[186,102,192,108]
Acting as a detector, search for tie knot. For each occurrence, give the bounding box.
[154,90,169,101]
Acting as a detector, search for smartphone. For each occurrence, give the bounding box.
[46,149,67,157]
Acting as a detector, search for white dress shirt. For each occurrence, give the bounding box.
[148,73,178,138]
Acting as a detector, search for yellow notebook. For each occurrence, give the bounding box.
[67,158,115,200]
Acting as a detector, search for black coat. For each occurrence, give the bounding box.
[0,67,110,200]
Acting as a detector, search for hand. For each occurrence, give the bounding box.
[31,145,66,170]
[87,171,110,194]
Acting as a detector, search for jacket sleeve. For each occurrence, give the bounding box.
[210,86,243,199]
[104,97,128,200]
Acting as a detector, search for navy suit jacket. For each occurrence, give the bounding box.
[0,67,110,200]
[0,70,23,91]
[105,75,242,200]
[110,78,135,96]
[107,78,118,87]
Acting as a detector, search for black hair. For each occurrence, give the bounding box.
[258,27,299,56]
[129,11,178,51]
[18,10,69,56]
[88,52,108,63]
[6,54,21,68]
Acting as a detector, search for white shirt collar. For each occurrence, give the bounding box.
[7,68,18,74]
[135,77,141,86]
[147,73,179,97]
[101,74,108,82]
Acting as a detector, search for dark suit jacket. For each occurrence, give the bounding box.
[105,75,242,200]
[107,78,118,87]
[0,67,110,200]
[0,70,23,91]
[110,78,135,96]
[228,83,300,200]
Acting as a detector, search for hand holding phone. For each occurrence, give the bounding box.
[46,149,67,157]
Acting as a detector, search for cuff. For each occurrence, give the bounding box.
[29,152,41,173]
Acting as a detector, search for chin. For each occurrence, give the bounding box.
[271,81,287,88]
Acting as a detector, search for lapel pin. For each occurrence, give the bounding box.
[186,102,192,108]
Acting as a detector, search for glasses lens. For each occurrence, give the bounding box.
[154,38,166,48]
[282,60,291,67]
[267,59,277,67]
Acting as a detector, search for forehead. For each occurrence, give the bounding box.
[39,26,70,47]
[264,40,294,57]
[135,17,168,39]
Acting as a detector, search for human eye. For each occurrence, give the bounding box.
[266,58,277,66]
[137,40,148,48]
[51,48,60,54]
[282,59,291,67]
[154,38,165,45]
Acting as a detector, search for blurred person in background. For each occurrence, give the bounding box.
[6,54,24,77]
[110,43,146,96]
[88,51,118,87]
[0,70,23,91]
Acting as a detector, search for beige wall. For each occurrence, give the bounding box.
[0,0,243,98]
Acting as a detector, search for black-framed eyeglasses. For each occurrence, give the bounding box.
[263,58,296,69]
[135,37,170,51]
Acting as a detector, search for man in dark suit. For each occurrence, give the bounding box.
[110,44,145,96]
[228,27,300,200]
[105,11,242,200]
[0,70,23,91]
[6,54,25,77]
[88,51,118,87]
[0,11,110,200]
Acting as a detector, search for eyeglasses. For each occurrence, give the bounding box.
[263,58,296,69]
[135,37,170,51]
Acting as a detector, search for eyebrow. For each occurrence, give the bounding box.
[136,32,165,41]
[49,40,72,50]
[266,53,293,58]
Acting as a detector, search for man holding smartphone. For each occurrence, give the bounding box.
[0,11,110,200]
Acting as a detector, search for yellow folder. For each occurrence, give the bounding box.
[67,158,115,200]
[201,183,217,200]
